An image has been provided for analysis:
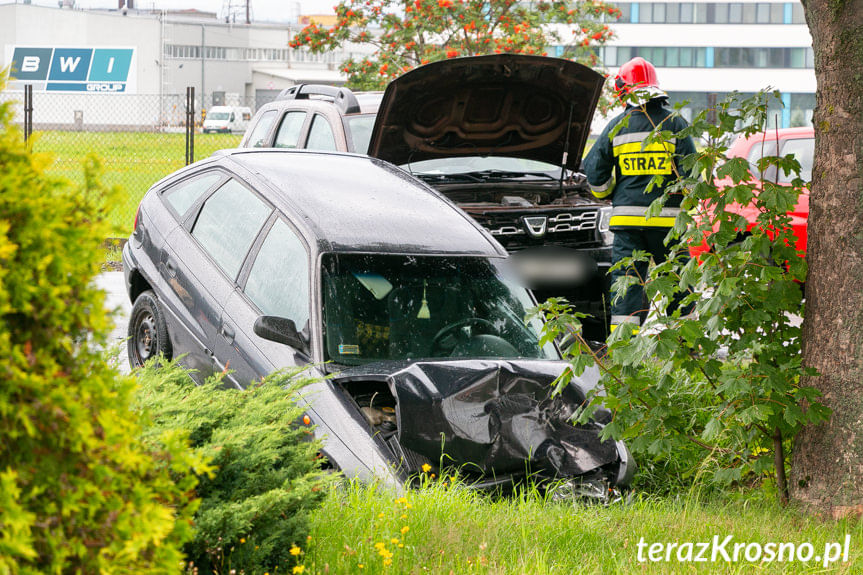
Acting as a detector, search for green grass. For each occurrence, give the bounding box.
[297,481,862,574]
[31,130,242,235]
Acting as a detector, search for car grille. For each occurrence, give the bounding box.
[470,208,601,251]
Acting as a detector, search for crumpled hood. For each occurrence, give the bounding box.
[336,359,619,479]
[367,54,604,172]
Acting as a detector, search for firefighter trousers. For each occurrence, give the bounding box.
[609,228,691,329]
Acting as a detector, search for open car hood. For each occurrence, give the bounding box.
[367,54,604,171]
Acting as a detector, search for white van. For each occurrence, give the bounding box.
[202,106,252,133]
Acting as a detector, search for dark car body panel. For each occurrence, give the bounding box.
[368,54,604,171]
[228,151,505,256]
[124,149,633,488]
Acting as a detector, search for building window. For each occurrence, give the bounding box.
[612,2,804,25]
[605,46,814,69]
[791,3,806,23]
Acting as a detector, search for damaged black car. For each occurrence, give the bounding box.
[368,54,614,340]
[123,149,634,493]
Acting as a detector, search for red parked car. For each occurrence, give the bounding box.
[691,127,813,257]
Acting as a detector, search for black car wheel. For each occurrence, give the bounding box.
[128,290,172,369]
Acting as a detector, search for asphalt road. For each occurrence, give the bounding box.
[95,271,131,372]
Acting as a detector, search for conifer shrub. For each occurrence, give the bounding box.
[135,359,331,574]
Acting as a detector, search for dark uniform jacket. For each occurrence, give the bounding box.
[583,98,696,229]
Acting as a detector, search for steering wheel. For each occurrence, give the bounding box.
[430,317,499,356]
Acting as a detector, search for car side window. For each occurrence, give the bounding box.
[246,110,278,147]
[305,114,337,151]
[244,219,310,328]
[162,172,222,219]
[746,138,780,181]
[779,138,814,184]
[191,179,272,279]
[273,112,306,149]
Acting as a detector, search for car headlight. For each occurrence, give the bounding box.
[598,207,614,246]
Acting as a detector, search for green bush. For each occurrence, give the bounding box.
[135,359,332,575]
[0,87,204,572]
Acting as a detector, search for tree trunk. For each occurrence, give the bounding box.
[791,0,863,518]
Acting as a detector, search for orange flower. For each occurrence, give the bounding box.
[437,0,453,7]
[446,49,459,58]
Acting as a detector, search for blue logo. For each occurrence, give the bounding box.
[10,47,134,93]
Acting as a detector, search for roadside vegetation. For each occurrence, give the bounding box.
[135,359,330,575]
[304,481,861,574]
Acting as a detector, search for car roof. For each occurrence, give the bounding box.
[258,92,382,117]
[216,149,506,256]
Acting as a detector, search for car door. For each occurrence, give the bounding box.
[215,215,312,387]
[165,176,273,382]
[154,170,225,371]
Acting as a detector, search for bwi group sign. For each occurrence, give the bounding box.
[7,46,136,93]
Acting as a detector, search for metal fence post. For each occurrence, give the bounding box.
[185,86,195,165]
[24,84,33,142]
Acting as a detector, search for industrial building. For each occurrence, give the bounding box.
[0,2,371,127]
[574,0,816,128]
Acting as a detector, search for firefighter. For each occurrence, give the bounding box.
[582,57,696,333]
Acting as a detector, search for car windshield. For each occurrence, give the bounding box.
[321,253,557,365]
[208,112,230,121]
[403,156,561,177]
[343,114,376,153]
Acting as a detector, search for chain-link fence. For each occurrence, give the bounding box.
[0,88,264,236]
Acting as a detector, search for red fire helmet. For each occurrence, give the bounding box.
[614,57,660,101]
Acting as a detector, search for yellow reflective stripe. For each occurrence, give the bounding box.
[612,141,676,156]
[591,187,613,199]
[608,215,676,228]
[610,324,640,334]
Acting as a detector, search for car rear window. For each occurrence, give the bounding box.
[162,172,222,219]
[344,114,375,153]
[191,179,271,279]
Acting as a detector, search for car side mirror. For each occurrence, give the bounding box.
[254,315,307,351]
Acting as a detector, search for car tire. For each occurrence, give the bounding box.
[128,290,172,369]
